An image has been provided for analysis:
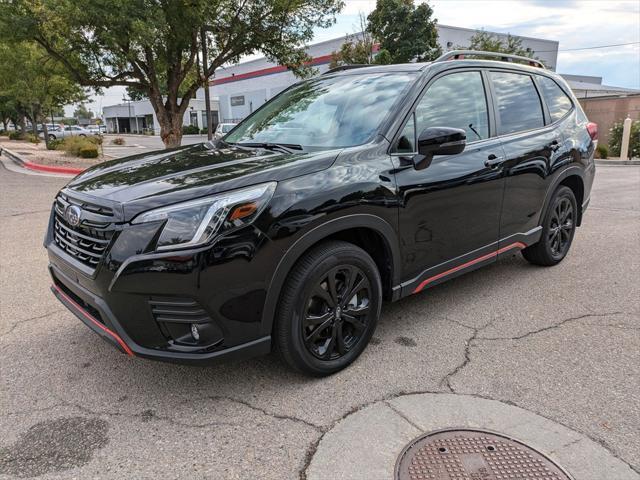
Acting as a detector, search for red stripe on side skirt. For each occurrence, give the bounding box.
[52,285,135,356]
[413,242,527,294]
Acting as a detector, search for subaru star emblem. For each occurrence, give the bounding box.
[65,205,82,227]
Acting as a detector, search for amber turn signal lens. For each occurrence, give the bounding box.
[229,202,258,221]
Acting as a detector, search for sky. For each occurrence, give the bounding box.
[70,0,640,117]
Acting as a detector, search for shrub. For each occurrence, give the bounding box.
[87,135,103,146]
[595,144,608,159]
[8,131,24,140]
[79,146,99,158]
[46,139,64,150]
[0,130,9,136]
[182,125,199,135]
[111,137,125,145]
[609,120,640,158]
[27,134,41,144]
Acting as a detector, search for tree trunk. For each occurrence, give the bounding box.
[158,111,184,148]
[18,114,26,136]
[2,120,7,131]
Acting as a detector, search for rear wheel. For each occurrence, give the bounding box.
[275,241,382,376]
[522,186,577,266]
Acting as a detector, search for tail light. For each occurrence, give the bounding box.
[586,122,598,141]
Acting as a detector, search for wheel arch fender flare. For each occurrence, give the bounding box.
[260,214,402,336]
[540,165,585,226]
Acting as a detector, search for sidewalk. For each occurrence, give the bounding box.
[305,393,639,480]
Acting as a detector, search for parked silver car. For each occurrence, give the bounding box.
[41,125,96,140]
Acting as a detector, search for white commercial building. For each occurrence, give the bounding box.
[204,24,559,123]
[102,97,220,135]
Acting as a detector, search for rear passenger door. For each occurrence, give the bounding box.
[489,70,568,245]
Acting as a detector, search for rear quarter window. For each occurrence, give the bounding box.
[490,71,544,135]
[537,76,573,122]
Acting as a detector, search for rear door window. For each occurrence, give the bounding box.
[537,76,573,122]
[490,71,544,135]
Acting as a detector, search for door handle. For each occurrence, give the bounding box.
[485,154,505,168]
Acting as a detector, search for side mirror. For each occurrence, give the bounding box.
[414,127,466,170]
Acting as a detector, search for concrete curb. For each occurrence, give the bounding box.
[0,145,85,175]
[305,393,639,480]
[595,159,640,166]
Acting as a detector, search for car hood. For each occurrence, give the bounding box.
[66,142,341,220]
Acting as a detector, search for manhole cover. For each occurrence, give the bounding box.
[395,428,572,480]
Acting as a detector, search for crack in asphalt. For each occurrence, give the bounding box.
[0,310,62,338]
[2,209,51,218]
[206,395,325,432]
[440,318,495,393]
[477,311,625,341]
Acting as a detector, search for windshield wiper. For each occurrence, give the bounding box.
[235,142,304,154]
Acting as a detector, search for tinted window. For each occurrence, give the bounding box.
[537,76,573,122]
[491,72,544,135]
[395,71,488,152]
[418,72,489,141]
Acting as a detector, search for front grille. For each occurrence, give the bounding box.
[53,194,115,269]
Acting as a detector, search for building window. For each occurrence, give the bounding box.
[190,111,198,127]
[230,95,245,106]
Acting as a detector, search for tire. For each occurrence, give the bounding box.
[79,134,86,137]
[274,240,382,376]
[48,134,56,140]
[522,186,577,266]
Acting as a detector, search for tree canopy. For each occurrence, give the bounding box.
[0,40,84,136]
[1,0,343,147]
[367,0,441,64]
[73,104,94,119]
[466,30,535,58]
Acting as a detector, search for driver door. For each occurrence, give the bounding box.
[392,70,507,293]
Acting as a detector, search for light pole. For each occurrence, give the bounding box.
[201,26,213,141]
[123,95,133,133]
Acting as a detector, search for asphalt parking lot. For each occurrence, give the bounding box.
[0,161,638,479]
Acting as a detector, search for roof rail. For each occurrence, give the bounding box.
[322,64,371,75]
[435,50,545,69]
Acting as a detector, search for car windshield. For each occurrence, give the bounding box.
[225,72,416,149]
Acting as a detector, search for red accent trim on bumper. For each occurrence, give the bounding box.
[413,242,527,294]
[52,284,134,356]
[23,161,84,175]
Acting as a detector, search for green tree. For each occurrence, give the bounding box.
[465,30,535,58]
[0,41,84,140]
[2,0,343,148]
[367,0,441,64]
[73,103,94,119]
[329,13,375,68]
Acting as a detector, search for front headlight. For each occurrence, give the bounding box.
[132,182,276,251]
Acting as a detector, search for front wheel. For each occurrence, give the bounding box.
[522,185,577,266]
[274,241,382,376]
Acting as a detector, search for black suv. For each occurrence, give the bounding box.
[46,51,596,375]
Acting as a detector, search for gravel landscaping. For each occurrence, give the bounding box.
[0,136,112,169]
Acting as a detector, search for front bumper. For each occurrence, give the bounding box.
[50,262,271,364]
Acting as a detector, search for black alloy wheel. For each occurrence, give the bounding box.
[522,185,577,266]
[275,240,382,376]
[548,195,574,259]
[303,265,371,360]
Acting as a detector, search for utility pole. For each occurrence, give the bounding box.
[201,26,213,141]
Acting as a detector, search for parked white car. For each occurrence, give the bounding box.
[41,125,96,140]
[214,123,237,139]
[86,125,106,134]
